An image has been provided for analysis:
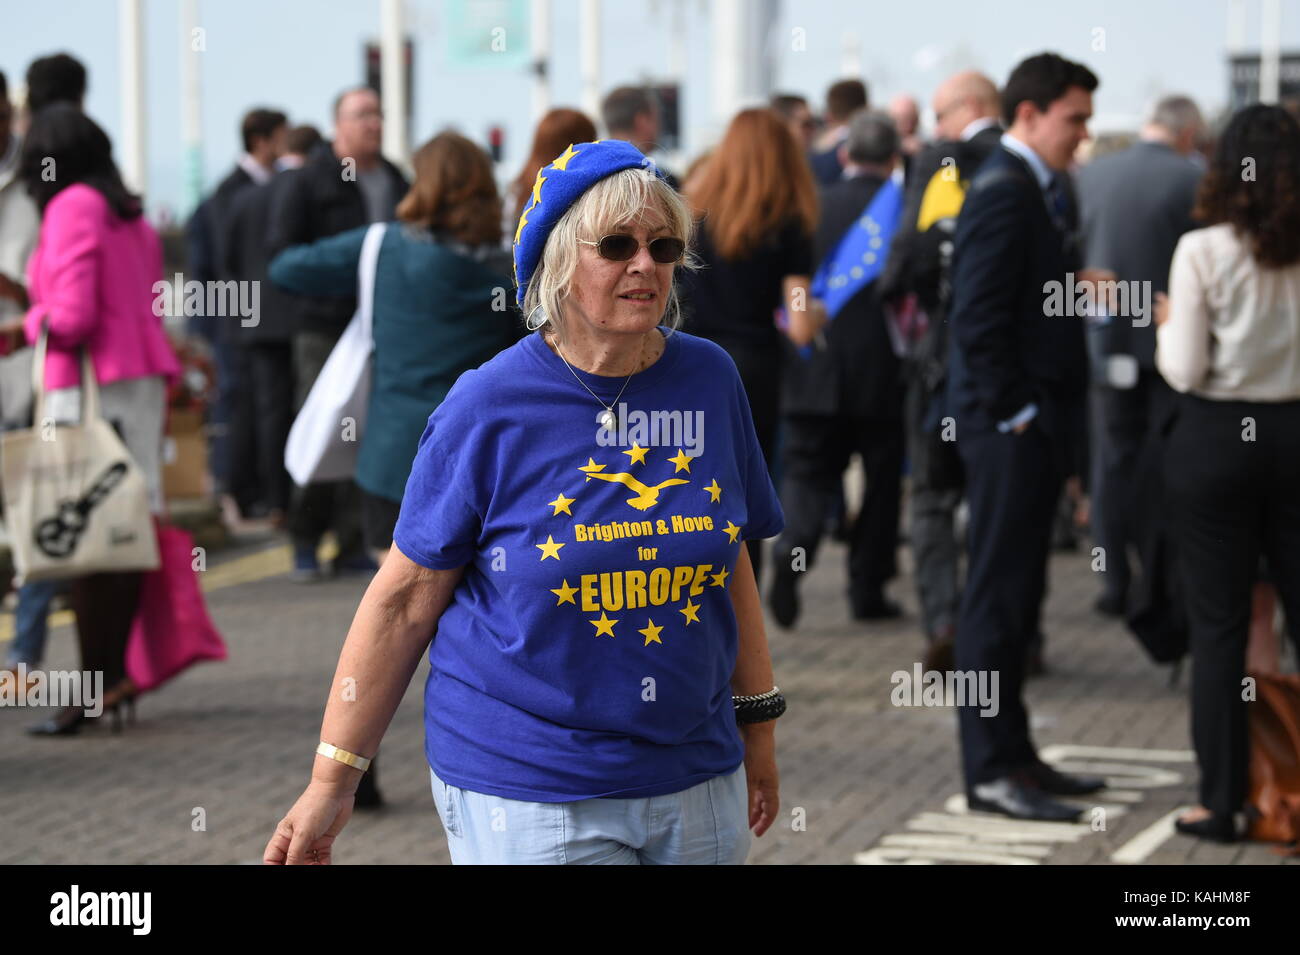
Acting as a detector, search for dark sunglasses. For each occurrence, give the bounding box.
[580,234,685,264]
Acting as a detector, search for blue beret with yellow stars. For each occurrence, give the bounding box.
[512,139,668,306]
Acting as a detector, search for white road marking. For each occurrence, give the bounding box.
[856,745,1196,865]
[1111,806,1195,865]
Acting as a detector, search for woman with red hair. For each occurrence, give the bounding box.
[678,108,823,583]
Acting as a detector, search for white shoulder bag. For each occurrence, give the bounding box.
[284,222,386,486]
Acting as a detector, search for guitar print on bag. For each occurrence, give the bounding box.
[34,460,130,558]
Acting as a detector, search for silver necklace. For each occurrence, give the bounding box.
[549,333,645,433]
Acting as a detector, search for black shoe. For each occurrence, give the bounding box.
[332,552,379,577]
[354,766,384,810]
[768,568,799,629]
[852,596,902,621]
[1094,592,1126,618]
[1174,811,1241,843]
[26,705,87,736]
[923,631,956,673]
[1023,762,1106,796]
[967,777,1083,822]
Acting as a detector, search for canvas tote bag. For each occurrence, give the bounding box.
[284,221,386,486]
[0,329,159,582]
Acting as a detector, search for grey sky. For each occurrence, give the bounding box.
[2,0,1293,220]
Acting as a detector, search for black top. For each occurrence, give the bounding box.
[678,217,813,351]
[265,142,410,338]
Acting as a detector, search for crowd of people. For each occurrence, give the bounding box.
[2,42,1298,863]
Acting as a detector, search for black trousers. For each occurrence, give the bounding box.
[228,341,295,514]
[955,421,1063,788]
[288,330,365,560]
[1164,393,1300,816]
[1093,368,1174,601]
[774,412,902,606]
[70,571,143,692]
[717,339,781,585]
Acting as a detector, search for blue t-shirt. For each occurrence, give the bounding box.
[393,326,784,802]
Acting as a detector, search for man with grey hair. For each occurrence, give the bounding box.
[1077,94,1204,639]
[600,85,680,188]
[770,111,906,627]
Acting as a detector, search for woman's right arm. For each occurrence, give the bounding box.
[266,225,370,297]
[263,545,464,865]
[1155,235,1211,393]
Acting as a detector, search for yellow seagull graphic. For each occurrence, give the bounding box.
[581,469,689,511]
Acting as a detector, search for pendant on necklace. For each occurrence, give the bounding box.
[599,408,617,433]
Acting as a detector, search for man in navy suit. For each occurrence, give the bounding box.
[947,53,1108,821]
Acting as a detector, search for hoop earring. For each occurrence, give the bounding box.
[525,305,549,331]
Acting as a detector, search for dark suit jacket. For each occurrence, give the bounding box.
[266,143,410,338]
[782,173,901,419]
[208,165,257,283]
[946,145,1087,450]
[810,144,844,186]
[224,170,302,344]
[1077,140,1202,369]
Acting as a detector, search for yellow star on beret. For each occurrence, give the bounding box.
[551,143,580,171]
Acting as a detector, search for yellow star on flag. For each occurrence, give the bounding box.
[623,444,649,465]
[704,479,722,502]
[723,521,741,543]
[548,492,575,516]
[536,535,565,561]
[579,458,607,482]
[590,611,618,637]
[668,449,694,473]
[531,173,547,206]
[551,143,580,171]
[710,566,730,588]
[639,618,664,646]
[551,579,578,605]
[679,598,701,625]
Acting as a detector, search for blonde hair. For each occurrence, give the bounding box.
[521,166,698,341]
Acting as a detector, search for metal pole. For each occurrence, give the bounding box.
[711,0,744,131]
[581,0,602,126]
[531,0,550,124]
[381,0,410,169]
[119,0,147,198]
[1260,0,1281,103]
[180,0,203,219]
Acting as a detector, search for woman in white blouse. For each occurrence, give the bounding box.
[1155,103,1300,843]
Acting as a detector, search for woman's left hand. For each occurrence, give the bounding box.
[740,723,779,836]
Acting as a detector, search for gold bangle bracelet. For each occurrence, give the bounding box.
[316,741,372,772]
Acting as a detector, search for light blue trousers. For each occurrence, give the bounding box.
[429,764,751,865]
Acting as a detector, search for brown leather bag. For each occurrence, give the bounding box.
[1246,672,1300,853]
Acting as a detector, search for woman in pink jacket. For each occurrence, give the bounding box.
[16,104,180,735]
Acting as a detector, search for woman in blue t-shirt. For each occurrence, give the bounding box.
[265,140,789,865]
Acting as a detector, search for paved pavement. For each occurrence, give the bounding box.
[1,529,1296,865]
